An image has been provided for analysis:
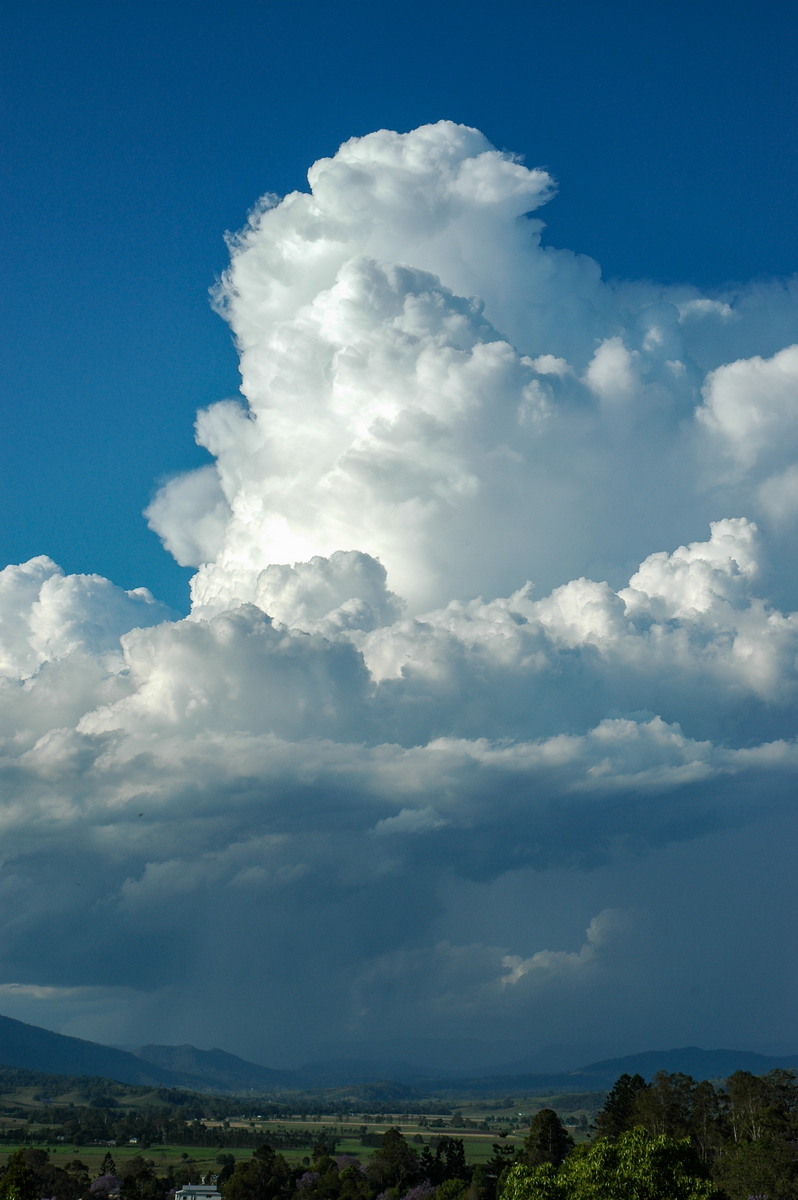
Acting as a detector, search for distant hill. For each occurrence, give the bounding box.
[133,1043,296,1091]
[412,1046,798,1095]
[572,1046,798,1085]
[0,1010,796,1098]
[0,1013,297,1094]
[0,1013,200,1088]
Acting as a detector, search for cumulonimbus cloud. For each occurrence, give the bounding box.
[1,122,797,1060]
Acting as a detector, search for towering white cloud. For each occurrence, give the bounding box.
[1,123,798,1063]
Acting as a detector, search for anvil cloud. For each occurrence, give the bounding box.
[2,123,798,1066]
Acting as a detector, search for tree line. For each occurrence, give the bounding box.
[188,1067,798,1200]
[1,1068,797,1200]
[505,1067,798,1199]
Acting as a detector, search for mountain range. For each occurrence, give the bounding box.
[0,1012,795,1095]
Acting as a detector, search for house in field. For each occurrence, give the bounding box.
[174,1187,222,1200]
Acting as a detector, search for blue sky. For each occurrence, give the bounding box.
[1,1,798,1070]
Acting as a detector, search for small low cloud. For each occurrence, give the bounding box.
[373,807,447,836]
[500,909,634,988]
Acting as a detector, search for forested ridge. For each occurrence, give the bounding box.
[0,1068,797,1200]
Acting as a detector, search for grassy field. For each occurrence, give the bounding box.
[0,1085,601,1173]
[0,1104,597,1173]
[0,1144,245,1175]
[0,1135,496,1173]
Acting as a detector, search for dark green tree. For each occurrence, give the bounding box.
[337,1162,369,1200]
[20,1149,85,1200]
[466,1165,491,1200]
[440,1137,469,1182]
[64,1160,90,1188]
[724,1068,798,1144]
[365,1128,420,1193]
[592,1073,649,1139]
[119,1155,166,1200]
[0,1150,38,1200]
[216,1155,236,1189]
[519,1110,573,1169]
[99,1153,117,1178]
[633,1071,695,1139]
[713,1070,798,1199]
[224,1145,294,1200]
[714,1137,797,1200]
[484,1142,517,1200]
[683,1079,726,1168]
[421,1137,470,1186]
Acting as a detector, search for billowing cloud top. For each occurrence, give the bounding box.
[2,123,798,1064]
